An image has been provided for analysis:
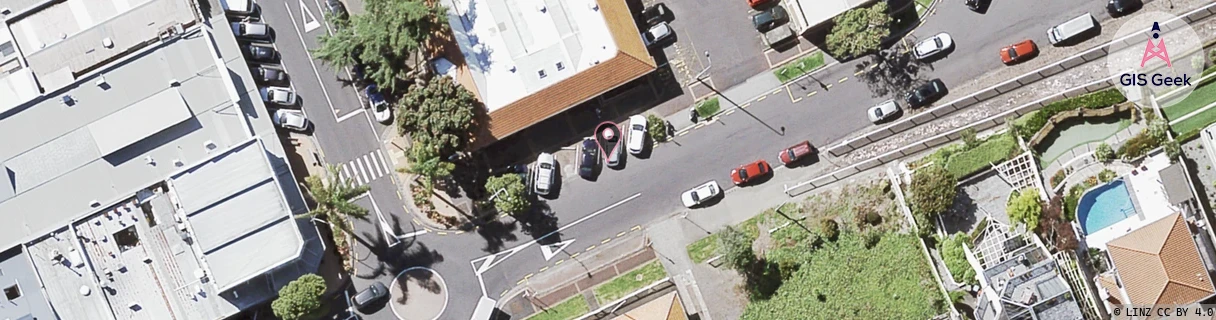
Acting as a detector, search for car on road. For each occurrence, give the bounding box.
[250,64,288,83]
[778,140,815,165]
[913,33,953,60]
[731,160,771,185]
[535,152,556,195]
[868,99,901,123]
[231,20,271,41]
[352,282,388,311]
[747,0,774,9]
[241,43,277,62]
[324,0,348,19]
[365,84,391,123]
[642,3,672,25]
[681,180,721,208]
[1106,0,1141,16]
[259,86,298,106]
[272,109,311,132]
[964,0,988,11]
[1000,40,1038,64]
[751,6,788,32]
[642,22,674,47]
[627,115,647,155]
[578,138,599,179]
[905,79,947,108]
[1047,13,1097,45]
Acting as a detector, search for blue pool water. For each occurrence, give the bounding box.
[1077,179,1137,235]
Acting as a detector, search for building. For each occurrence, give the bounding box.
[784,0,914,34]
[436,0,657,147]
[0,0,322,319]
[970,222,1085,320]
[1097,212,1216,309]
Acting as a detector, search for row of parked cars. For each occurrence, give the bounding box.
[680,140,815,208]
[227,6,313,133]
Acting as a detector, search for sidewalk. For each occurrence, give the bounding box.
[498,233,658,318]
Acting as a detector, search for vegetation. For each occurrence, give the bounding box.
[718,226,758,273]
[593,261,667,304]
[405,143,455,186]
[1163,139,1182,163]
[1064,185,1083,221]
[940,233,977,285]
[1163,75,1216,121]
[820,219,840,242]
[1008,188,1043,231]
[271,274,327,320]
[397,76,479,154]
[1039,195,1078,251]
[1097,169,1117,183]
[825,3,891,58]
[944,132,1019,178]
[298,165,371,233]
[646,114,668,142]
[1087,248,1109,273]
[961,128,979,149]
[312,0,448,93]
[484,174,530,216]
[695,97,721,118]
[1116,129,1162,160]
[1051,170,1066,188]
[528,296,589,320]
[1095,142,1114,162]
[909,164,957,236]
[774,52,826,83]
[1012,89,1127,140]
[685,205,782,264]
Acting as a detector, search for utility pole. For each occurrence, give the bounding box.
[774,205,813,234]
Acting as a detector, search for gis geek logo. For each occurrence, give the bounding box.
[1119,22,1192,87]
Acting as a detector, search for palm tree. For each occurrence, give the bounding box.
[297,165,371,233]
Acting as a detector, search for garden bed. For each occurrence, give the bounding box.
[911,132,1019,179]
[774,52,825,83]
[592,260,666,305]
[526,296,589,320]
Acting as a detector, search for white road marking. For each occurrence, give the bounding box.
[283,2,342,119]
[300,0,321,32]
[336,108,366,122]
[356,156,370,184]
[540,239,576,261]
[370,153,384,177]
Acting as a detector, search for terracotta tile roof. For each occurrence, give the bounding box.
[472,0,656,148]
[1098,273,1123,305]
[1107,213,1215,306]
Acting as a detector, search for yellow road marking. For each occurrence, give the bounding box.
[539,267,549,273]
[438,232,448,235]
[677,131,690,137]
[556,259,565,265]
[756,95,767,102]
[740,103,750,108]
[807,91,818,97]
[571,252,581,258]
[825,84,833,89]
[771,89,782,95]
[632,225,642,231]
[721,110,735,117]
[454,231,465,235]
[617,231,627,237]
[602,238,612,244]
[854,70,865,76]
[838,77,848,83]
[585,245,597,252]
[524,273,534,280]
[413,219,422,225]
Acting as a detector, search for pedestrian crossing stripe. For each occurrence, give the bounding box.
[340,149,392,187]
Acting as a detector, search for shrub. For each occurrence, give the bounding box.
[1064,185,1083,221]
[1016,89,1127,140]
[1083,176,1099,188]
[909,164,958,231]
[862,230,882,249]
[1008,189,1043,231]
[820,219,840,242]
[484,174,531,216]
[940,233,977,285]
[1164,139,1182,163]
[646,114,668,142]
[1051,170,1066,187]
[1117,130,1160,160]
[719,226,757,273]
[961,128,979,149]
[1095,143,1114,162]
[944,133,1018,178]
[1097,169,1116,183]
[1088,248,1109,273]
[272,274,327,320]
[1040,195,1078,251]
[1148,117,1169,143]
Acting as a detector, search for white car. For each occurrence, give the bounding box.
[231,20,271,41]
[913,33,953,60]
[681,180,721,208]
[534,152,556,195]
[272,109,311,132]
[260,86,298,105]
[366,84,392,123]
[627,115,647,155]
[642,22,673,47]
[868,99,900,123]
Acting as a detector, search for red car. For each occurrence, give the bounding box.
[747,0,773,9]
[1000,40,1038,64]
[731,160,772,185]
[778,140,815,165]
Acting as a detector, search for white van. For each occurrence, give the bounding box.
[1047,13,1097,45]
[219,0,255,15]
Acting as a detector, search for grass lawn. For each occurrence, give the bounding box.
[773,52,825,83]
[943,133,1019,178]
[593,260,666,304]
[914,0,934,14]
[526,296,589,320]
[695,97,721,118]
[1172,106,1216,136]
[1163,81,1216,121]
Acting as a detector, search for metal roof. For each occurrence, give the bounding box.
[88,88,193,155]
[1159,163,1194,205]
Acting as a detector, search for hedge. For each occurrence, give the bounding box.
[944,133,1019,178]
[1014,89,1128,140]
[1116,131,1159,160]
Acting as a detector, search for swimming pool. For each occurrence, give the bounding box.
[1078,179,1137,235]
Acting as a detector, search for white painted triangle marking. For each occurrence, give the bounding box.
[300,0,321,32]
[540,239,576,261]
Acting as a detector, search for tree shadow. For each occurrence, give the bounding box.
[520,201,561,245]
[477,218,519,253]
[354,215,445,280]
[854,48,926,98]
[393,266,445,305]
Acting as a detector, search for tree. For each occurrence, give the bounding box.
[825,3,891,58]
[406,142,455,184]
[646,114,668,142]
[961,128,979,149]
[1094,142,1114,162]
[297,165,371,233]
[397,76,479,154]
[718,226,757,273]
[313,0,448,93]
[909,164,957,232]
[820,219,840,242]
[1163,139,1182,163]
[271,274,327,320]
[1008,188,1043,231]
[484,174,530,216]
[940,233,977,285]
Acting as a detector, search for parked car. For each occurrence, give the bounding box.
[1106,0,1141,16]
[681,181,721,208]
[1000,40,1038,64]
[272,109,312,132]
[365,84,391,123]
[627,115,647,155]
[913,33,953,60]
[777,140,815,165]
[259,86,298,105]
[351,282,388,311]
[868,99,901,123]
[232,20,271,41]
[751,6,788,32]
[642,22,674,47]
[762,25,796,48]
[731,160,771,185]
[534,152,557,195]
[642,3,672,25]
[251,64,288,83]
[241,43,278,62]
[964,0,988,11]
[579,138,599,179]
[747,0,774,9]
[905,79,947,108]
[219,0,256,16]
[324,0,348,19]
[1047,13,1097,45]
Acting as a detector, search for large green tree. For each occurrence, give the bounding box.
[484,174,531,216]
[718,226,757,273]
[397,76,479,154]
[297,165,371,233]
[909,164,957,236]
[271,274,327,320]
[313,0,448,92]
[1008,188,1043,231]
[826,2,891,58]
[405,142,456,185]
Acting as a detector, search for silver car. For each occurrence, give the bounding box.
[681,180,721,208]
[534,152,557,195]
[232,20,271,41]
[868,99,900,123]
[272,109,311,132]
[913,33,953,60]
[260,86,298,105]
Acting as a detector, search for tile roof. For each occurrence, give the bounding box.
[1098,273,1123,305]
[474,0,655,147]
[1107,213,1214,306]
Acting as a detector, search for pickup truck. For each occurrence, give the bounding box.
[778,140,815,165]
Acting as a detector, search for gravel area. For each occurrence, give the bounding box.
[1182,138,1216,210]
[843,2,1216,163]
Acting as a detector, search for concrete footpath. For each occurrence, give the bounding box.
[498,233,658,317]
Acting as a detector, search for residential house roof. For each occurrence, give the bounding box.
[1107,212,1215,306]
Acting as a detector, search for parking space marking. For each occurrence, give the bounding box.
[283,2,342,120]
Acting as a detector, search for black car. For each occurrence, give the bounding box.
[352,282,388,311]
[642,3,672,26]
[751,6,788,32]
[579,138,599,179]
[241,43,277,62]
[905,79,948,108]
[324,0,348,19]
[964,0,988,12]
[251,64,288,83]
[1106,0,1141,16]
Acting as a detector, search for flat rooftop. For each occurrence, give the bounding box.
[0,246,56,320]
